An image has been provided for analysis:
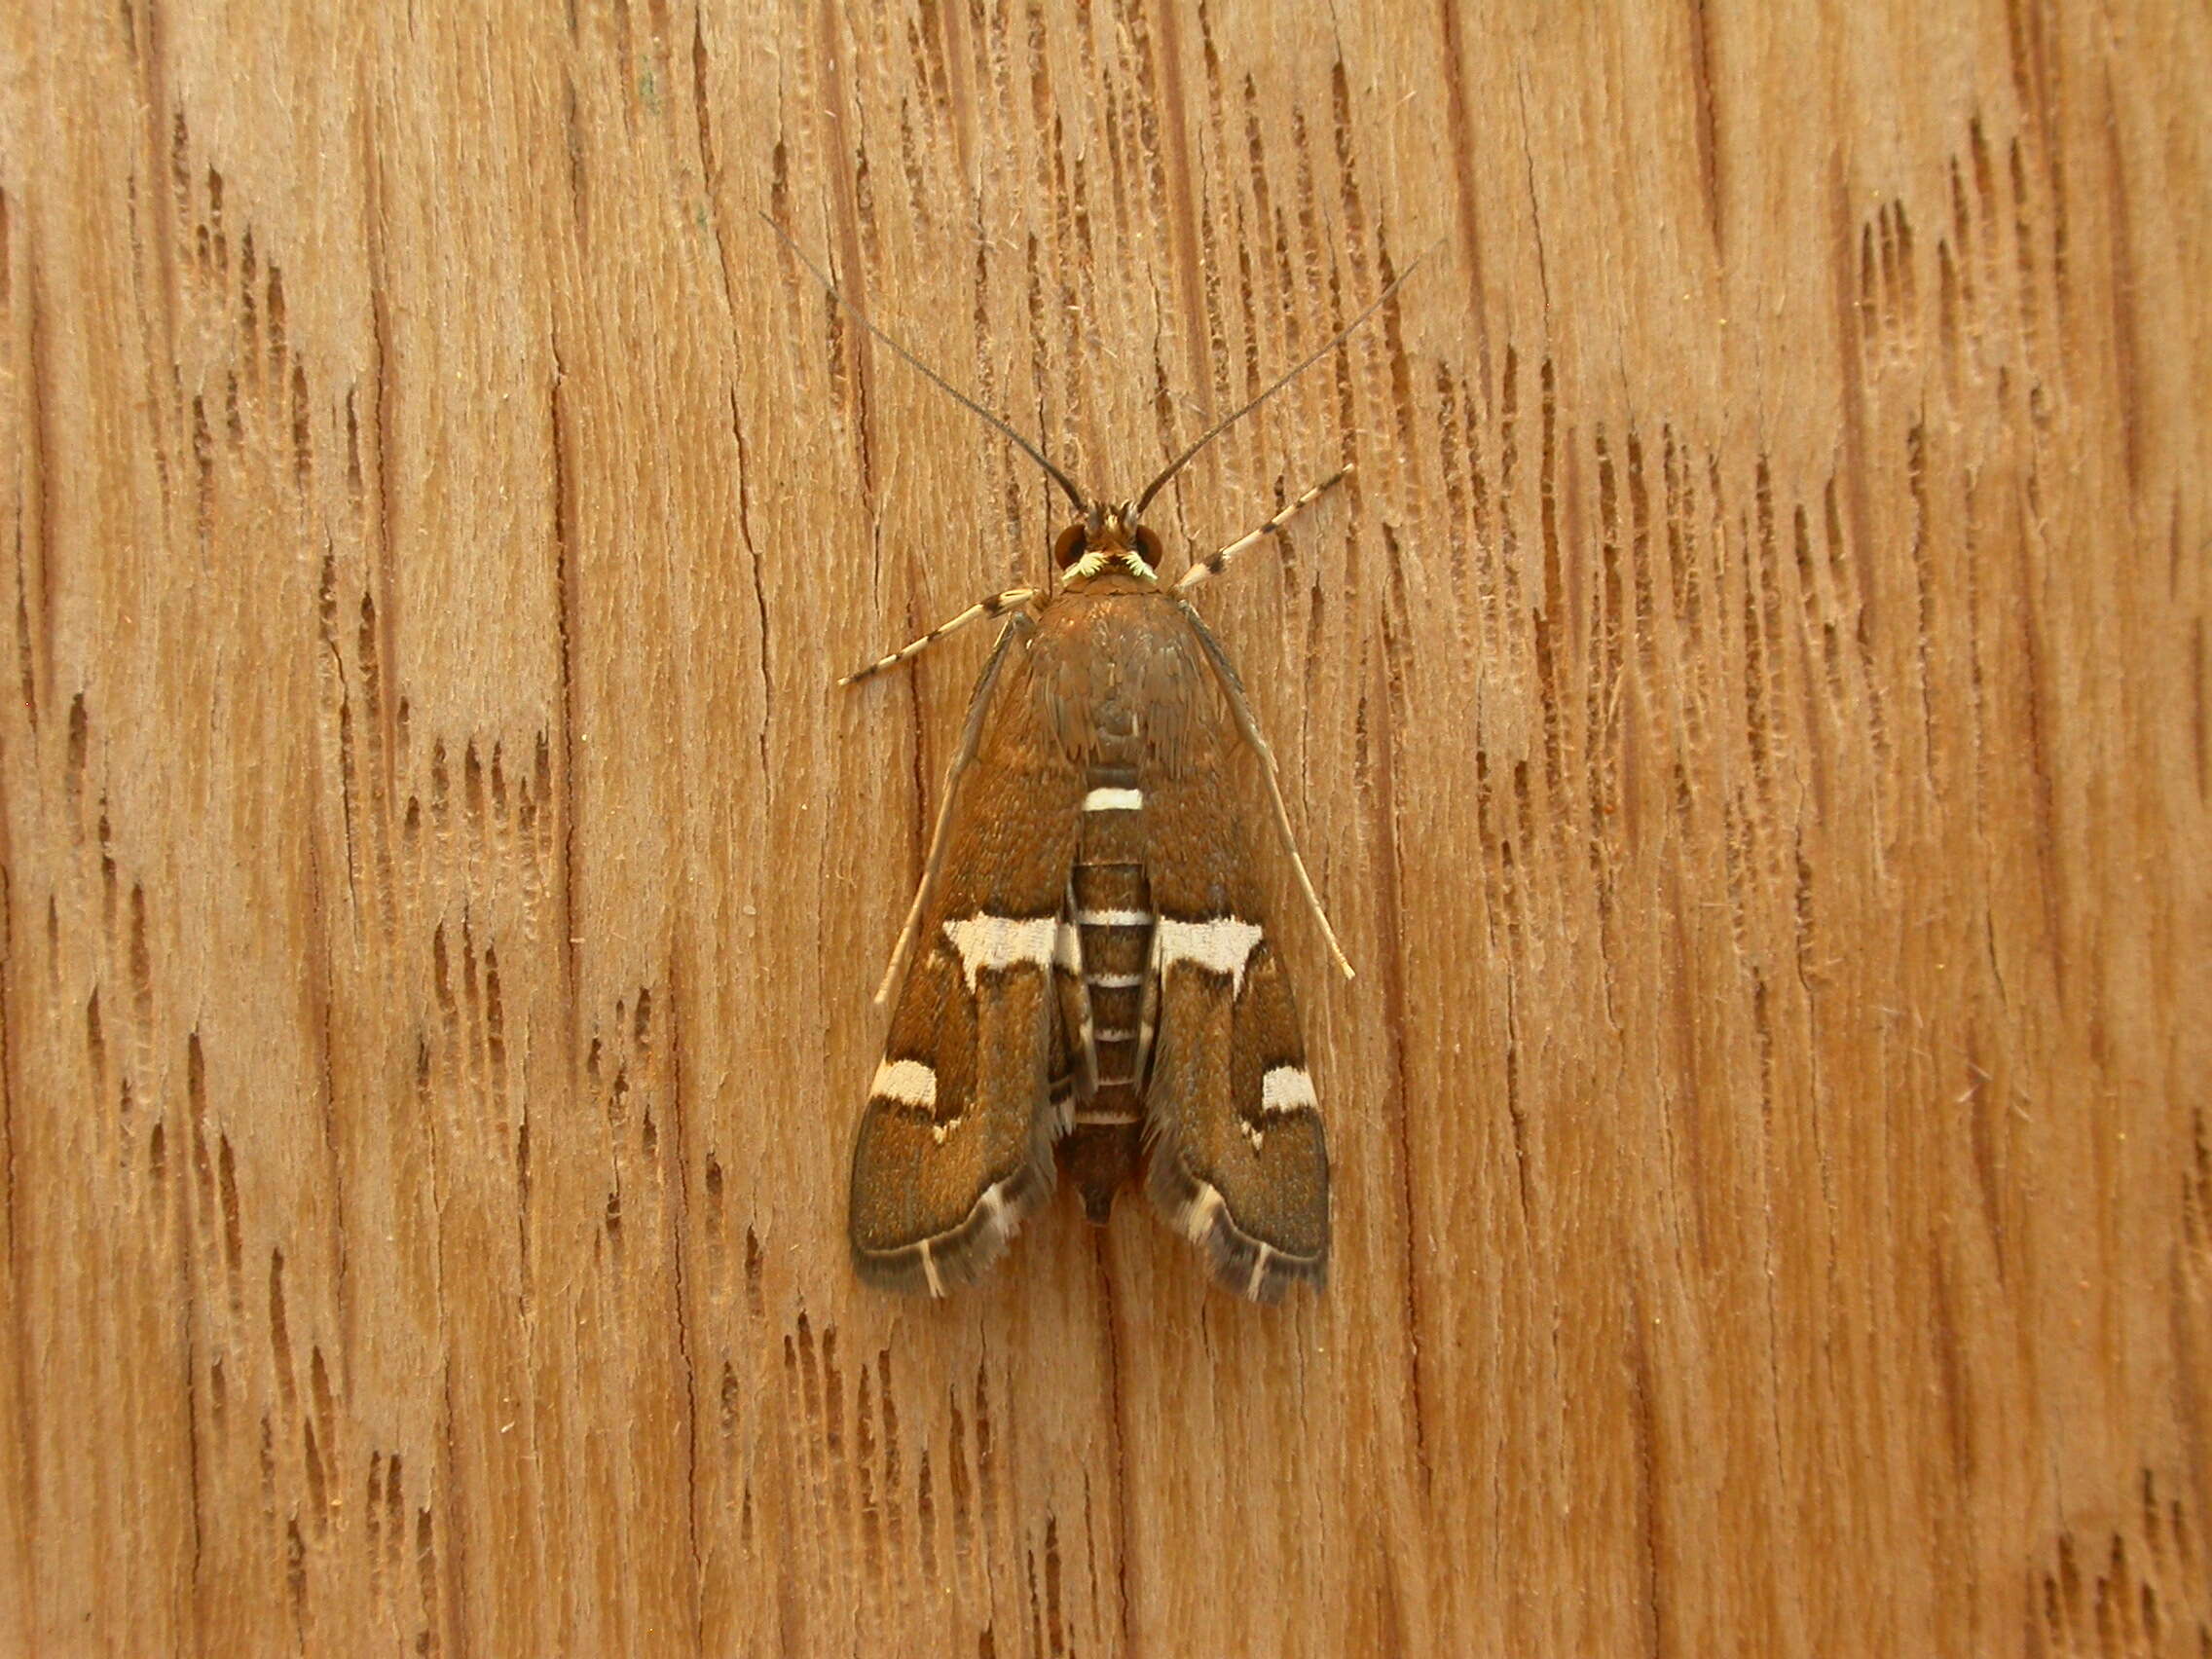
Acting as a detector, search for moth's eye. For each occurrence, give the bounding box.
[1052,522,1088,570]
[1134,526,1165,569]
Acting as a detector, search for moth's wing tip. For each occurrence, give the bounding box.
[1143,1142,1328,1304]
[848,1239,929,1295]
[1253,1249,1328,1302]
[849,1151,1057,1298]
[1220,1232,1328,1304]
[849,1223,1012,1299]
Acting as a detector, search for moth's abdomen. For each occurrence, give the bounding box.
[1056,763,1157,1220]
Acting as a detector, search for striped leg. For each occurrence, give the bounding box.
[1174,465,1353,594]
[840,587,1042,684]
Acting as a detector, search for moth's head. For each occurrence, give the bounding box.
[1052,501,1163,586]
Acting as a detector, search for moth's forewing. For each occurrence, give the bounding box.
[1138,621,1330,1302]
[847,643,1086,1294]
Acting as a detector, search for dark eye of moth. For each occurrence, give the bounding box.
[1134,525,1165,568]
[1051,522,1088,569]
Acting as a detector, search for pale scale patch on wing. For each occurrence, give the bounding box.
[919,1240,945,1298]
[941,913,1058,990]
[1053,918,1084,975]
[1156,916,1266,995]
[1245,1244,1273,1301]
[869,1057,939,1108]
[1259,1064,1317,1115]
[1168,1181,1226,1243]
[1244,1064,1319,1150]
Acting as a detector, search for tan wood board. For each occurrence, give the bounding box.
[1,0,2206,1652]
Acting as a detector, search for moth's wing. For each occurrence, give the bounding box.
[1140,708,1330,1303]
[849,645,1085,1296]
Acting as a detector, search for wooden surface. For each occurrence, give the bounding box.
[2,0,2207,1653]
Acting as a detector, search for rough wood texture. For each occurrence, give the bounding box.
[2,1,2206,1653]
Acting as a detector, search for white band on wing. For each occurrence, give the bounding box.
[941,913,1059,990]
[1156,916,1266,996]
[1259,1064,1318,1116]
[870,1057,939,1108]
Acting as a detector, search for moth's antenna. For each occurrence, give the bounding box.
[763,215,1090,515]
[1133,252,1425,516]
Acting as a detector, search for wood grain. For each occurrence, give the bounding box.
[2,0,2206,1653]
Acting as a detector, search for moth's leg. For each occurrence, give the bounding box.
[1173,466,1351,594]
[872,614,1033,1007]
[1176,603,1356,980]
[840,588,1042,684]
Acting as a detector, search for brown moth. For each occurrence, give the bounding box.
[785,227,1405,1302]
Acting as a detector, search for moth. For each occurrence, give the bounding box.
[787,230,1405,1302]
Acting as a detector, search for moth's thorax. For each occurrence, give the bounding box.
[1014,586,1215,774]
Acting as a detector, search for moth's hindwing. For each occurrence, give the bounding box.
[1139,731,1330,1303]
[848,646,1085,1296]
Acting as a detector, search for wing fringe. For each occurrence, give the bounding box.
[1143,1124,1328,1304]
[851,1076,1073,1296]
